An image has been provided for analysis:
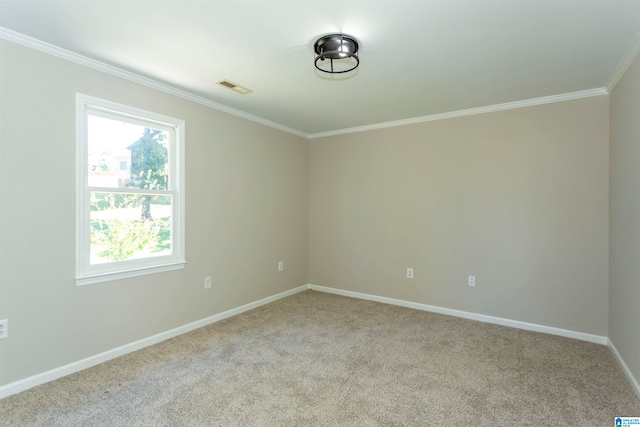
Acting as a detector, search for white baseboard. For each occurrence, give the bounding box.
[3,283,637,402]
[0,285,308,400]
[313,283,638,398]
[308,284,609,345]
[608,339,640,400]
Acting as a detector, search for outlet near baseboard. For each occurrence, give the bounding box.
[0,319,8,339]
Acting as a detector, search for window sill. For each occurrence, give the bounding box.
[76,261,186,286]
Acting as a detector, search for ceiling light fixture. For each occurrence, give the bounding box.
[313,33,359,74]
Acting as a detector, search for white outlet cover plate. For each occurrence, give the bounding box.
[0,319,7,339]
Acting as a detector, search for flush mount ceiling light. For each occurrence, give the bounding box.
[313,33,359,74]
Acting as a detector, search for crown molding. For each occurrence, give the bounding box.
[0,27,309,139]
[0,27,616,141]
[605,31,640,92]
[308,88,608,139]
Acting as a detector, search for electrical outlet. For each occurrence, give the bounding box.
[406,268,414,279]
[0,319,8,339]
[278,261,284,271]
[204,276,212,289]
[468,276,476,287]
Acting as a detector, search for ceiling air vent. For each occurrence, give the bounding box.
[217,80,252,95]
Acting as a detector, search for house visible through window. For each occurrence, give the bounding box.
[76,94,185,285]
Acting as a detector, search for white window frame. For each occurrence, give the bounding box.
[76,94,186,285]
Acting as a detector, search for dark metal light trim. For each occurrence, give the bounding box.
[313,33,359,74]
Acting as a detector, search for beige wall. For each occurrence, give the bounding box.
[1,37,632,393]
[309,97,610,335]
[0,40,309,386]
[610,53,640,385]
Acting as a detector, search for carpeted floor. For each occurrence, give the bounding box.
[1,290,639,426]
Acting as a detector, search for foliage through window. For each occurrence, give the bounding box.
[76,94,185,285]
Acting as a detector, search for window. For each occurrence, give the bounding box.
[76,94,185,285]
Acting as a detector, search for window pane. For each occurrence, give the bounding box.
[90,192,172,264]
[87,115,169,190]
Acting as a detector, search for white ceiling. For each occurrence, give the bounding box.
[1,0,639,137]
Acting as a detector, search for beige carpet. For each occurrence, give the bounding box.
[1,290,639,426]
